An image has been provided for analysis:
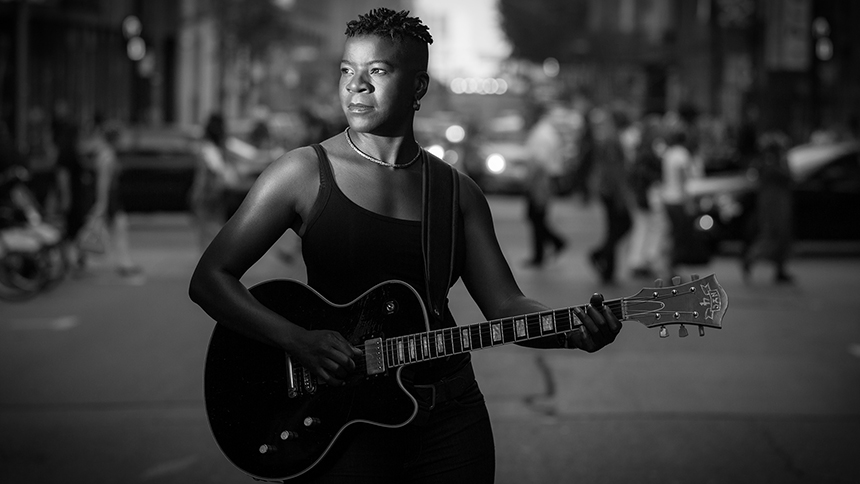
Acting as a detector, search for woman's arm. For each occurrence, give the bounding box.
[188,146,361,385]
[458,173,621,351]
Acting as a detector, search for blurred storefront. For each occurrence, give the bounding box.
[0,0,181,161]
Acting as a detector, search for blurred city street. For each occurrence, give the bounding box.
[1,196,859,484]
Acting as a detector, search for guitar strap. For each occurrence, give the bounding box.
[421,150,460,329]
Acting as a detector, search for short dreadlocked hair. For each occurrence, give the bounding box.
[345,8,433,45]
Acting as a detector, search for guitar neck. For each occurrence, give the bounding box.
[382,298,625,369]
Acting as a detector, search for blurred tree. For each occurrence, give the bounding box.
[209,0,293,113]
[498,0,590,63]
[212,0,292,57]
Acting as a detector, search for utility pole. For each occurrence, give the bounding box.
[13,0,29,157]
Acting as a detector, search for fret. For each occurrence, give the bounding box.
[408,336,417,362]
[470,324,482,350]
[435,331,445,356]
[396,338,405,365]
[513,318,527,341]
[461,327,471,350]
[490,322,503,345]
[500,319,513,343]
[566,307,580,332]
[450,328,462,354]
[481,323,493,347]
[421,334,430,359]
[540,312,555,335]
[525,313,538,339]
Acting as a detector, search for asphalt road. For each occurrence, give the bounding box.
[1,196,859,484]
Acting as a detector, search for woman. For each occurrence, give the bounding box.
[189,8,621,483]
[83,118,141,277]
[189,112,240,250]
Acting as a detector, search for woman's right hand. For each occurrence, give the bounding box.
[291,329,363,387]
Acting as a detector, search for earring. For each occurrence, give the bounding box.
[413,99,421,111]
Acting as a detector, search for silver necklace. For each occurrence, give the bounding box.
[344,127,422,169]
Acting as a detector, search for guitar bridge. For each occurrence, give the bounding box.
[364,337,385,376]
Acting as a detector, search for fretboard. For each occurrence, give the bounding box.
[383,298,624,368]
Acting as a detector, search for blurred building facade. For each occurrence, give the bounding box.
[530,0,859,143]
[1,0,858,165]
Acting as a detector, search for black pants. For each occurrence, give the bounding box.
[527,201,565,265]
[591,195,632,282]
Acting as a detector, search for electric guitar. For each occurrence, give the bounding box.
[205,274,727,482]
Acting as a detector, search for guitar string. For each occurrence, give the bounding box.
[293,297,695,380]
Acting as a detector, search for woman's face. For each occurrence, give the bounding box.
[339,35,422,135]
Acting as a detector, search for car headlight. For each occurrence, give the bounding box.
[696,214,715,231]
[486,153,506,174]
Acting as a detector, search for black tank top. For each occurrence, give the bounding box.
[301,145,468,382]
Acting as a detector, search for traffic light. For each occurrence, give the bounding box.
[812,17,832,61]
[122,15,146,61]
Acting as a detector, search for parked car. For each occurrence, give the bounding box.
[689,139,860,249]
[470,112,532,194]
[116,126,201,212]
[414,110,480,183]
[116,126,282,213]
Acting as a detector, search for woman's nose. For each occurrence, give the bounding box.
[346,73,370,93]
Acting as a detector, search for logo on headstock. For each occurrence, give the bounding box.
[699,282,722,320]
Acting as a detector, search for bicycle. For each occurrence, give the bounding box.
[0,166,69,301]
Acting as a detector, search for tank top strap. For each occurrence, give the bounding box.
[301,144,333,237]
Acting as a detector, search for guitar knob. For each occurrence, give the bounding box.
[304,417,321,427]
[280,430,299,440]
[659,326,668,338]
[259,444,277,454]
[678,324,688,338]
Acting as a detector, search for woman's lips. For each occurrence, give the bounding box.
[348,103,373,114]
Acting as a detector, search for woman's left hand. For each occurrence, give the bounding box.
[565,295,622,352]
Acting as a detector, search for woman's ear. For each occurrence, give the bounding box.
[414,71,430,101]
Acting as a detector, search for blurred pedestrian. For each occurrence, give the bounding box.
[189,112,240,250]
[523,103,567,267]
[51,100,88,256]
[24,106,59,215]
[626,115,667,279]
[82,116,142,277]
[189,8,621,482]
[587,108,633,284]
[742,131,794,284]
[660,123,706,274]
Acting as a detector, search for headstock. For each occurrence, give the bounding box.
[623,274,727,338]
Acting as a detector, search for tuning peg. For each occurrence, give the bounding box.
[698,325,705,337]
[659,326,668,338]
[672,276,681,285]
[691,274,700,281]
[679,324,688,337]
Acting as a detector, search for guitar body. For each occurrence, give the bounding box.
[204,279,428,482]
